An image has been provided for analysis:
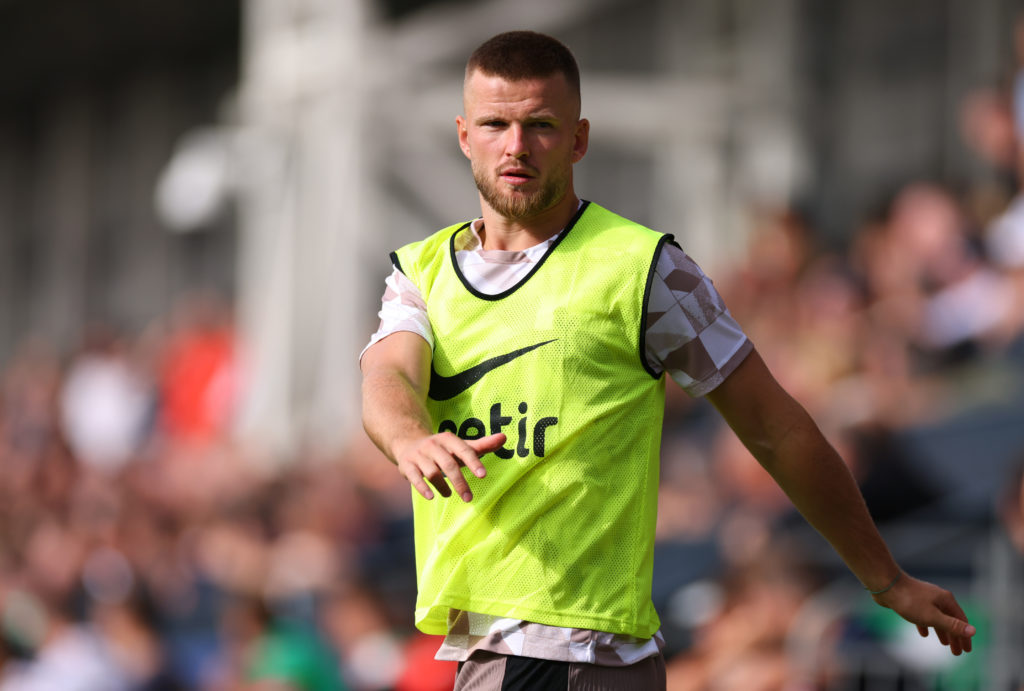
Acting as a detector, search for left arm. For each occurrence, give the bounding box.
[705,349,975,655]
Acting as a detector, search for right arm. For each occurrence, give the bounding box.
[360,331,504,502]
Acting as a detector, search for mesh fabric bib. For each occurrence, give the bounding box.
[393,201,670,638]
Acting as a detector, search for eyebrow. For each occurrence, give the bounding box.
[472,112,560,125]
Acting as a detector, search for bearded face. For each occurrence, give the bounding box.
[471,155,570,220]
[457,70,588,227]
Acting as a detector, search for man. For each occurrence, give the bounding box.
[361,30,975,690]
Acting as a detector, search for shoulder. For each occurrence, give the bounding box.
[577,202,662,238]
[652,240,711,288]
[392,220,473,278]
[569,202,669,260]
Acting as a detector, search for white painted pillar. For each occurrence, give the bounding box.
[235,0,371,464]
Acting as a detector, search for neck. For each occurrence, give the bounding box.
[478,193,580,251]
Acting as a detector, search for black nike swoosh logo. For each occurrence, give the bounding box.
[428,339,557,401]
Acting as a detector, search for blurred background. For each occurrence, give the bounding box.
[2,0,1024,688]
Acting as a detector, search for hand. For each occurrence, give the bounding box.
[395,432,506,502]
[872,572,976,655]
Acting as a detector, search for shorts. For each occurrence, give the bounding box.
[453,650,667,691]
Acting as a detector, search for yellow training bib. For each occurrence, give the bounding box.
[394,201,670,638]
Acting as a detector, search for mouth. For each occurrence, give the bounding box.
[499,168,536,185]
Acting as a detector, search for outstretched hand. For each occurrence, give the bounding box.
[872,572,975,655]
[395,432,506,503]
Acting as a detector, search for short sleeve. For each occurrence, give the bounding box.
[359,267,434,363]
[644,242,753,396]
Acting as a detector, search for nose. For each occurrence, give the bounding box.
[504,123,528,159]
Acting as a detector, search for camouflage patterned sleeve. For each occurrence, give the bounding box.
[644,242,753,396]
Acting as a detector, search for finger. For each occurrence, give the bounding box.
[426,471,453,498]
[426,445,474,501]
[917,625,929,638]
[936,615,976,641]
[453,433,506,479]
[932,616,979,656]
[950,618,976,637]
[468,432,507,457]
[442,465,473,502]
[416,451,455,499]
[403,466,435,500]
[444,436,483,479]
[937,618,974,655]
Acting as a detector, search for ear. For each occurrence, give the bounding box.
[456,115,471,159]
[571,118,590,164]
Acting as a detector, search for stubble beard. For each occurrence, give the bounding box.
[473,161,570,221]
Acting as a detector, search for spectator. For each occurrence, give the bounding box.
[60,324,150,474]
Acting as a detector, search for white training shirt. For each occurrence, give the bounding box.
[364,215,752,665]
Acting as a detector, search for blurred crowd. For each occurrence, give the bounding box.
[0,293,458,691]
[652,44,1024,687]
[656,183,1024,689]
[5,36,1024,691]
